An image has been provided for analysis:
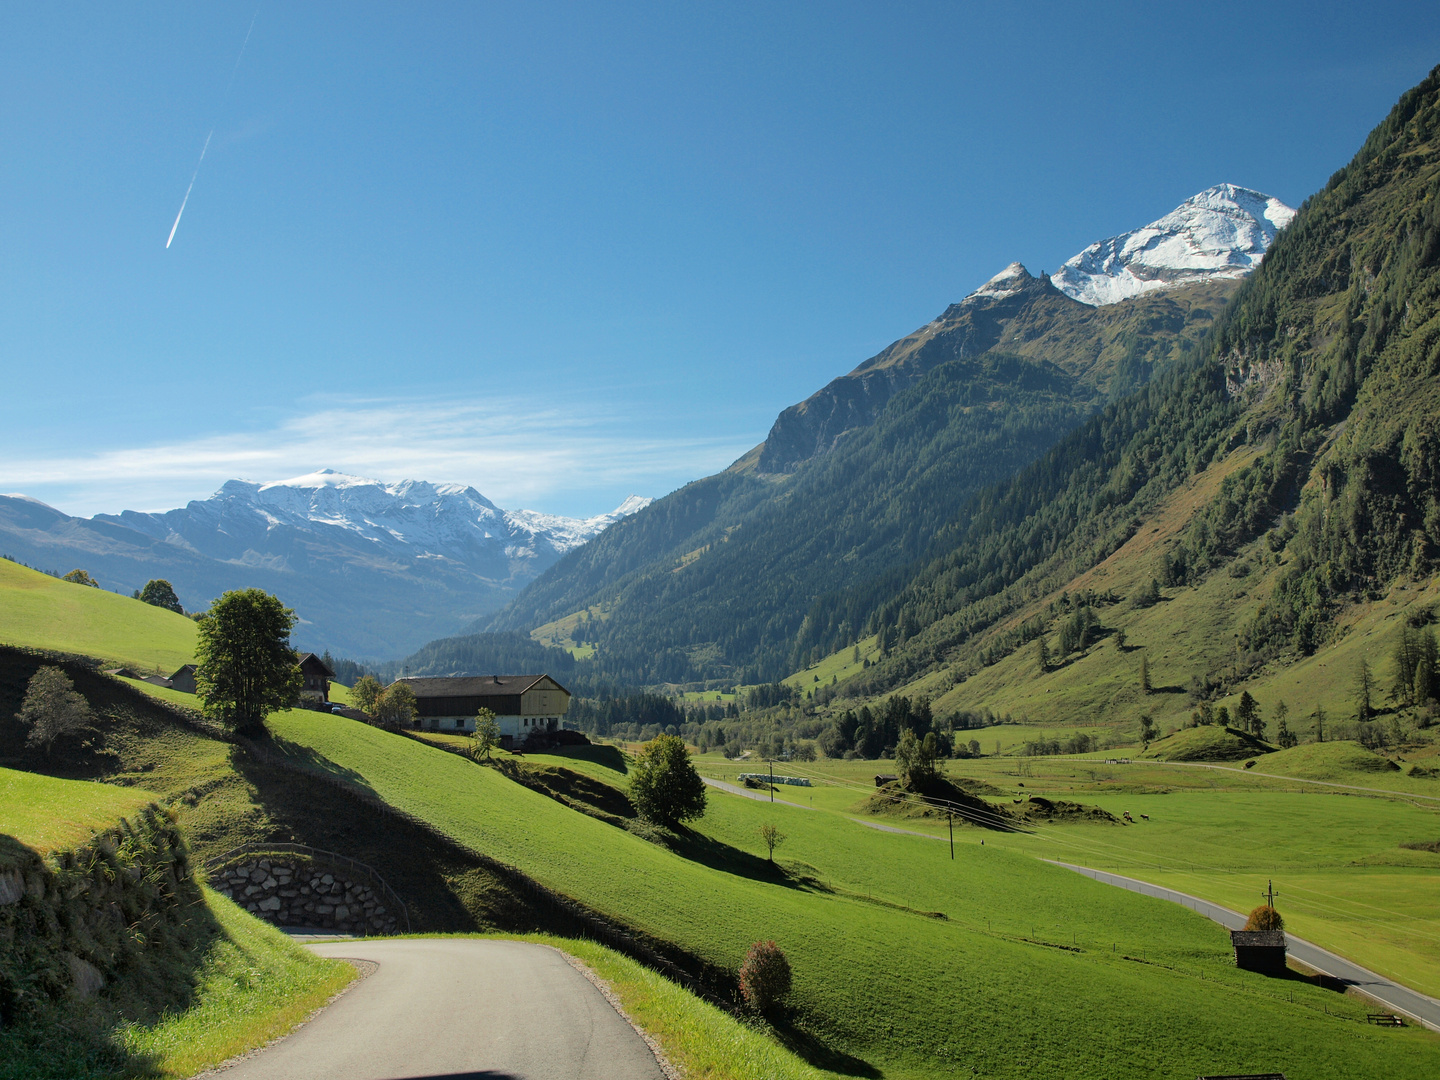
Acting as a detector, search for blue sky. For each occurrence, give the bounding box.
[3,2,1437,518]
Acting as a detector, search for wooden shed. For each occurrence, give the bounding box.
[1229,929,1287,975]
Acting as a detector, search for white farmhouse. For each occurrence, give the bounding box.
[394,674,571,749]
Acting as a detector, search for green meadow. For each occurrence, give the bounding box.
[713,749,1440,1000]
[0,559,196,673]
[268,710,1440,1079]
[0,767,159,852]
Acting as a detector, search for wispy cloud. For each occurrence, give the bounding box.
[1,394,762,518]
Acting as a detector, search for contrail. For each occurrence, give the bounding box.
[164,11,258,250]
[166,130,212,249]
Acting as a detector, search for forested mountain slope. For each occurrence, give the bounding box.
[489,275,1236,684]
[827,65,1440,707]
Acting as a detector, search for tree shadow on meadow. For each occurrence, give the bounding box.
[769,1017,882,1078]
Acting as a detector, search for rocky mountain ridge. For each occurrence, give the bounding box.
[743,185,1292,476]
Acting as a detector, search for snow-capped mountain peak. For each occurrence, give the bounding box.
[968,261,1035,301]
[1050,183,1295,306]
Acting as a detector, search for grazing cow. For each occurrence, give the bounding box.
[1123,811,1134,823]
[1140,813,1150,821]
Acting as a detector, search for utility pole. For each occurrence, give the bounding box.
[948,809,954,860]
[769,760,774,802]
[1264,879,1278,907]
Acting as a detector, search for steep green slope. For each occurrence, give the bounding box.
[0,795,352,1079]
[821,65,1440,707]
[271,710,1440,1079]
[0,558,196,673]
[486,281,1232,684]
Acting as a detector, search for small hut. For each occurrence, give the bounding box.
[1229,929,1287,975]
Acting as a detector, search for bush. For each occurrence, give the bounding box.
[1243,905,1284,932]
[738,940,792,1014]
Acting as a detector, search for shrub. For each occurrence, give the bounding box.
[1243,905,1284,932]
[738,940,791,1014]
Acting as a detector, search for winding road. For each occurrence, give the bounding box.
[219,938,666,1080]
[1052,862,1440,1032]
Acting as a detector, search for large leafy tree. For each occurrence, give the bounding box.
[139,579,184,614]
[195,589,302,737]
[629,733,707,828]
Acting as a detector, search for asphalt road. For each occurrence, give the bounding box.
[701,775,813,808]
[220,938,666,1080]
[1052,861,1440,1032]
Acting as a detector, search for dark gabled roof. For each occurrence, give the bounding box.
[394,674,570,698]
[296,653,336,677]
[169,663,198,678]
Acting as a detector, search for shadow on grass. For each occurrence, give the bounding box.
[264,734,377,792]
[649,825,804,889]
[547,743,629,774]
[770,1018,882,1078]
[1279,966,1353,994]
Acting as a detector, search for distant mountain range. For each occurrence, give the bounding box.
[482,185,1297,683]
[0,471,649,658]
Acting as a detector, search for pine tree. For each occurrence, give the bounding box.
[1235,691,1263,739]
[1311,704,1327,743]
[1393,627,1418,706]
[1037,638,1050,674]
[1415,628,1438,704]
[1354,659,1375,720]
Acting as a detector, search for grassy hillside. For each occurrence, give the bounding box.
[270,710,1440,1079]
[0,645,587,938]
[1139,725,1275,761]
[0,767,158,851]
[0,559,195,673]
[0,791,353,1079]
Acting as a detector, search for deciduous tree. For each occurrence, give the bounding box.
[195,589,302,736]
[758,822,786,862]
[17,665,92,757]
[629,733,706,828]
[374,683,418,732]
[139,579,183,614]
[62,569,99,587]
[468,707,501,761]
[351,675,384,714]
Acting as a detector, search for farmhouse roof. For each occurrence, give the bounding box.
[296,653,336,677]
[395,674,570,698]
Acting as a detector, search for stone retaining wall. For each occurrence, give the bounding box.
[213,858,398,935]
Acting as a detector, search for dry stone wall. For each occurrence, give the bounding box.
[213,858,397,935]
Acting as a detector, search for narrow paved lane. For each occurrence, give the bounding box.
[220,938,666,1079]
[1052,862,1440,1032]
[701,775,812,808]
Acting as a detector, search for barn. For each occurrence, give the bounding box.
[394,674,571,748]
